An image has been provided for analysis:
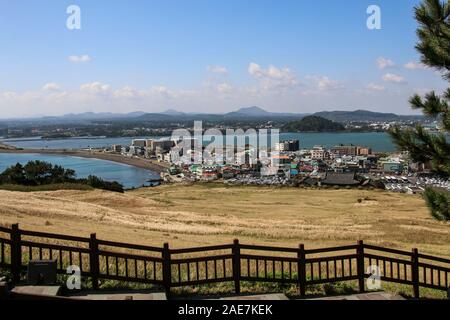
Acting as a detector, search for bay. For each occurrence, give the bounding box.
[2,132,399,152]
[0,153,160,189]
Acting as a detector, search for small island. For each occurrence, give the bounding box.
[282,115,346,132]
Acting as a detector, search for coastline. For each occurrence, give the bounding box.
[0,144,169,174]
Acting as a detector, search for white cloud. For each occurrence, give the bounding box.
[216,82,233,94]
[68,55,91,63]
[248,63,262,77]
[207,65,228,75]
[151,85,174,98]
[404,61,427,70]
[42,83,61,91]
[151,85,169,94]
[366,83,385,91]
[382,73,406,83]
[2,91,17,99]
[80,81,110,93]
[248,62,297,91]
[3,59,439,118]
[113,86,140,98]
[0,81,424,118]
[308,76,344,91]
[376,57,395,69]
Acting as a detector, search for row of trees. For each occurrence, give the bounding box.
[0,161,76,185]
[0,160,124,193]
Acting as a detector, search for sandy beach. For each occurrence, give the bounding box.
[0,143,169,173]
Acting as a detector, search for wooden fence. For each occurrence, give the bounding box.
[0,224,449,298]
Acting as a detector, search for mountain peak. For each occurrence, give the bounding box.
[161,109,185,116]
[234,106,269,115]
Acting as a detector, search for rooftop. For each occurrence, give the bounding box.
[322,172,360,186]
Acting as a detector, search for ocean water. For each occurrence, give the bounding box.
[0,153,160,189]
[280,132,397,152]
[2,132,399,152]
[1,136,156,150]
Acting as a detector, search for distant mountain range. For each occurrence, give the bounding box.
[159,109,186,116]
[135,106,308,122]
[0,107,424,124]
[223,106,303,118]
[313,110,423,122]
[51,111,147,120]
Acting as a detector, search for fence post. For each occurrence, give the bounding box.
[357,240,365,293]
[10,224,22,284]
[232,239,241,294]
[89,233,99,290]
[162,243,171,297]
[411,248,420,299]
[298,244,306,297]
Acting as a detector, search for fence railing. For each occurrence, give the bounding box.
[0,224,449,298]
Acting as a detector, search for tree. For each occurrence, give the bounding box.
[49,165,76,183]
[0,163,26,185]
[24,160,54,185]
[389,0,450,221]
[85,175,124,193]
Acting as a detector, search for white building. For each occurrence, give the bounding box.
[311,145,325,160]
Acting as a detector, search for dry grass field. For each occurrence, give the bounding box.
[0,183,448,258]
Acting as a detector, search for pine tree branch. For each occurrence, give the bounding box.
[424,187,450,221]
[389,125,450,176]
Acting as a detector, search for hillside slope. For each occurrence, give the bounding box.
[283,116,345,132]
[0,185,447,258]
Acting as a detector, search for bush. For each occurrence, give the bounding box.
[85,175,124,193]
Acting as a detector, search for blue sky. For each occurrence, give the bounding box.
[0,0,447,117]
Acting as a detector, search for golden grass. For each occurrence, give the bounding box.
[0,183,93,192]
[0,183,448,258]
[1,183,449,299]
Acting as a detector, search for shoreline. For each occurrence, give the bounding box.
[0,145,169,174]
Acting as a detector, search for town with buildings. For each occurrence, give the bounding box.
[104,137,450,194]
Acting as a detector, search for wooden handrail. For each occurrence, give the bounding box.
[0,223,448,299]
[20,229,90,243]
[97,239,164,253]
[170,244,233,254]
[363,244,413,257]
